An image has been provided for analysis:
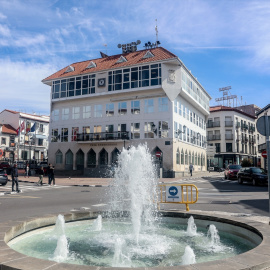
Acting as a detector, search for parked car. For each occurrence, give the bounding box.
[0,169,8,186]
[0,161,11,174]
[224,164,242,180]
[237,167,268,186]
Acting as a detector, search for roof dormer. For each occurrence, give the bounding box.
[143,51,154,59]
[65,65,74,73]
[86,61,97,69]
[116,55,127,64]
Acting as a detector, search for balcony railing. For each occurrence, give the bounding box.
[225,121,233,127]
[249,138,256,144]
[76,131,130,142]
[258,143,266,152]
[207,134,221,141]
[225,134,233,140]
[241,124,248,130]
[207,121,220,128]
[236,122,241,129]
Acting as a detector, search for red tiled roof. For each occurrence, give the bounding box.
[210,106,256,119]
[42,47,177,82]
[1,124,17,135]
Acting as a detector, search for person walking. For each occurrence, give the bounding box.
[50,165,55,186]
[37,166,44,186]
[25,163,30,178]
[47,163,52,185]
[11,164,20,193]
[189,163,194,177]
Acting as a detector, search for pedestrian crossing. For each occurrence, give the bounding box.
[167,178,238,185]
[0,182,70,195]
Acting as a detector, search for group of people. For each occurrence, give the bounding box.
[11,163,56,193]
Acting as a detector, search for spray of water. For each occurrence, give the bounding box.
[186,216,197,236]
[207,224,220,247]
[112,238,131,267]
[92,215,102,231]
[182,245,196,265]
[110,144,158,243]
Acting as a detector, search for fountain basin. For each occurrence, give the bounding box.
[2,211,270,270]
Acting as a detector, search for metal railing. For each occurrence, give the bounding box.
[225,121,233,127]
[225,134,233,140]
[158,184,199,211]
[207,121,220,128]
[207,134,221,141]
[76,131,130,142]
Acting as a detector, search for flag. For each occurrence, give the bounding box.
[30,122,36,132]
[16,126,20,135]
[20,121,25,132]
[26,122,31,133]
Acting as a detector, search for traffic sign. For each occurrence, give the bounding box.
[0,149,3,158]
[156,151,162,157]
[262,150,267,158]
[257,116,270,136]
[166,185,181,202]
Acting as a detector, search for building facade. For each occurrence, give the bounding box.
[0,110,50,162]
[0,124,17,162]
[207,106,258,168]
[256,103,270,171]
[42,46,211,177]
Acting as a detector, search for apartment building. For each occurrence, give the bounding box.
[42,46,211,177]
[0,110,50,162]
[0,124,17,162]
[256,103,270,171]
[207,106,257,168]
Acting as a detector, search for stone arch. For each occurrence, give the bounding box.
[65,149,73,170]
[111,148,120,165]
[185,150,188,165]
[176,148,180,165]
[87,149,96,168]
[99,148,108,165]
[76,149,84,170]
[55,149,63,164]
[181,149,184,165]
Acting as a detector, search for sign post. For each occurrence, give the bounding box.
[257,115,270,225]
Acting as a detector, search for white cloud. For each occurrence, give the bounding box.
[0,24,10,36]
[0,12,7,20]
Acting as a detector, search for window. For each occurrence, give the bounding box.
[158,97,169,112]
[52,110,59,121]
[87,149,96,168]
[118,102,127,115]
[62,108,69,120]
[145,99,154,113]
[51,128,58,142]
[106,103,114,116]
[187,128,190,143]
[179,124,183,140]
[144,122,155,138]
[178,101,182,115]
[72,107,80,119]
[215,143,221,153]
[226,143,232,152]
[71,127,79,141]
[183,105,186,118]
[105,125,114,139]
[174,100,177,113]
[158,121,169,138]
[55,150,63,164]
[39,124,44,133]
[94,105,102,117]
[185,150,188,165]
[83,126,90,134]
[176,149,180,165]
[131,123,140,139]
[131,100,140,114]
[83,106,91,119]
[61,128,68,142]
[174,121,178,138]
[190,111,193,122]
[181,150,184,164]
[1,138,6,145]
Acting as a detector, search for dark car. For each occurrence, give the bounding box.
[0,161,11,175]
[0,169,8,186]
[237,167,268,186]
[224,164,242,180]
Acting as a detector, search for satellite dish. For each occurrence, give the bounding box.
[137,40,141,45]
[117,44,121,48]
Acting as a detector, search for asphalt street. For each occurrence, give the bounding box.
[0,174,269,224]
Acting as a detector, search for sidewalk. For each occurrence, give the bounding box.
[3,171,223,188]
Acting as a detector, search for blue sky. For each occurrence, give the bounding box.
[0,0,269,115]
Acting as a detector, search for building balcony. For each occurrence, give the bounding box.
[207,134,221,141]
[225,121,233,127]
[207,121,220,128]
[249,138,256,144]
[76,131,130,142]
[241,124,248,130]
[258,143,266,152]
[225,134,233,140]
[235,122,241,129]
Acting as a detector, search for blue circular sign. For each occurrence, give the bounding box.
[168,186,178,196]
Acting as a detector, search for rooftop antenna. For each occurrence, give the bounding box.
[155,19,159,47]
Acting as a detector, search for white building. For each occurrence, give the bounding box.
[0,124,17,162]
[207,106,258,168]
[256,103,270,171]
[42,46,211,177]
[0,110,50,162]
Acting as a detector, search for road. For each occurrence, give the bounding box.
[0,174,269,223]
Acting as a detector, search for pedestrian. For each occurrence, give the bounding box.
[50,165,55,186]
[11,164,20,193]
[47,163,52,185]
[189,163,194,177]
[37,166,44,186]
[25,163,30,178]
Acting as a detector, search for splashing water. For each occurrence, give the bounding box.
[186,216,197,236]
[182,245,196,265]
[92,215,102,231]
[112,237,131,267]
[52,215,69,262]
[110,144,158,243]
[207,224,220,247]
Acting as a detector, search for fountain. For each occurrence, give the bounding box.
[6,144,266,269]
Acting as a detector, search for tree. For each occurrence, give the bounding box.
[241,158,252,167]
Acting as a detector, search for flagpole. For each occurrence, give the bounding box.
[17,120,20,162]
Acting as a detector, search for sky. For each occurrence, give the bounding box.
[0,0,269,116]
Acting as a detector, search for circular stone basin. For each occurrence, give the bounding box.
[6,211,263,268]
